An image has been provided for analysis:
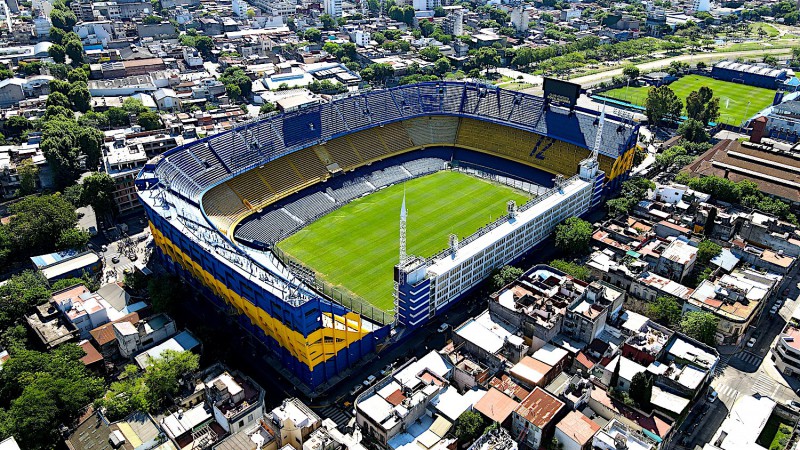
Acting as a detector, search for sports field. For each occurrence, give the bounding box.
[277,171,532,312]
[599,75,776,125]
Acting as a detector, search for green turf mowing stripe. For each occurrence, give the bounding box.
[600,75,776,125]
[277,171,532,312]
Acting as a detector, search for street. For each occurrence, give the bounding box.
[672,263,800,449]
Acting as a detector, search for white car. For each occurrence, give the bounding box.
[363,375,376,387]
[437,323,450,333]
[771,305,779,314]
[349,384,363,396]
[747,337,757,348]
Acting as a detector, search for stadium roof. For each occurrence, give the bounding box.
[714,60,785,78]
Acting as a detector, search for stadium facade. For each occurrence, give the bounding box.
[135,81,639,391]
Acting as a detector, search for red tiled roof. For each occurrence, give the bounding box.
[515,387,564,429]
[79,341,103,366]
[89,312,140,346]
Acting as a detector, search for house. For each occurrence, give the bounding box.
[88,312,140,358]
[114,313,178,358]
[154,88,180,111]
[204,364,266,434]
[554,411,600,450]
[0,79,25,106]
[66,409,177,450]
[510,388,565,450]
[272,398,322,450]
[133,329,201,369]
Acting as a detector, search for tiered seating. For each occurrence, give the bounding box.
[364,90,403,123]
[319,103,349,140]
[456,118,588,175]
[403,158,445,176]
[259,156,307,195]
[253,119,286,160]
[288,146,329,181]
[428,117,459,144]
[442,84,464,113]
[508,96,544,126]
[418,84,442,113]
[324,137,361,170]
[461,86,481,114]
[208,132,246,168]
[349,128,390,163]
[235,209,301,245]
[204,184,248,232]
[326,181,371,203]
[475,90,502,120]
[226,170,274,208]
[404,117,433,147]
[283,192,335,222]
[368,165,407,187]
[377,122,414,154]
[393,87,422,116]
[336,97,372,130]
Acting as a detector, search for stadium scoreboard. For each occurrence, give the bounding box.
[543,77,581,108]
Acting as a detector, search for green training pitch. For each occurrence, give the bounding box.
[277,171,532,312]
[599,75,776,125]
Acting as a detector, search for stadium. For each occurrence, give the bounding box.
[135,81,639,391]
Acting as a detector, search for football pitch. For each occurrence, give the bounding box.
[277,171,532,312]
[599,75,776,125]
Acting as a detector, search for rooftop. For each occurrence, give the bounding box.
[474,388,519,423]
[556,411,600,446]
[514,387,564,429]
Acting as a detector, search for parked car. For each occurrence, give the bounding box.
[747,337,757,347]
[707,389,718,403]
[349,384,363,396]
[437,323,450,333]
[380,364,394,376]
[111,255,120,264]
[363,375,376,387]
[786,400,800,410]
[771,304,779,314]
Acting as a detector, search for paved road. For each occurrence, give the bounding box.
[570,47,795,87]
[673,263,800,449]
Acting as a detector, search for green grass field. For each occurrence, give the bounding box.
[277,171,531,312]
[600,75,777,125]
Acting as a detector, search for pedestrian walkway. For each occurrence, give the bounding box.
[736,351,763,368]
[714,354,732,375]
[714,383,739,403]
[751,372,777,397]
[318,406,352,429]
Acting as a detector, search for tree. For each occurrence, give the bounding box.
[5,194,80,257]
[3,116,32,139]
[78,110,110,129]
[56,227,90,250]
[491,265,522,290]
[474,47,500,70]
[696,61,707,70]
[67,68,88,84]
[453,410,486,443]
[764,55,778,66]
[106,107,130,127]
[555,217,593,255]
[259,102,277,115]
[434,57,451,75]
[67,83,92,113]
[65,39,84,65]
[320,13,337,30]
[81,172,118,219]
[16,158,38,196]
[45,91,71,109]
[419,46,441,62]
[549,259,590,280]
[47,44,66,64]
[304,27,322,42]
[685,87,719,126]
[50,9,77,31]
[646,296,682,327]
[142,350,200,409]
[622,64,640,80]
[697,239,721,266]
[220,67,253,101]
[629,372,652,408]
[137,110,162,131]
[0,346,104,449]
[678,118,709,143]
[681,311,719,345]
[0,271,50,330]
[609,357,621,389]
[645,85,682,125]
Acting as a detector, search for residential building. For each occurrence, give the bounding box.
[685,268,779,345]
[442,8,463,36]
[133,329,201,369]
[323,0,341,17]
[563,282,625,344]
[114,313,178,358]
[554,411,600,450]
[204,364,266,434]
[103,133,149,214]
[67,410,177,450]
[773,305,800,376]
[510,387,565,450]
[272,398,322,450]
[592,419,654,450]
[707,395,775,450]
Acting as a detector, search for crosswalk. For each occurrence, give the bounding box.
[714,383,739,402]
[318,406,353,429]
[736,351,763,368]
[751,372,777,397]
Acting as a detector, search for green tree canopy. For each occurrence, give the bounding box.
[629,372,653,408]
[622,64,640,80]
[137,110,162,131]
[678,118,709,143]
[549,259,590,280]
[680,310,719,345]
[5,194,81,257]
[555,217,593,255]
[491,265,523,290]
[80,172,118,219]
[646,296,682,327]
[453,410,486,443]
[645,85,682,125]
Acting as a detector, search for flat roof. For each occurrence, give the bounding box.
[474,388,519,423]
[428,177,590,275]
[556,411,600,446]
